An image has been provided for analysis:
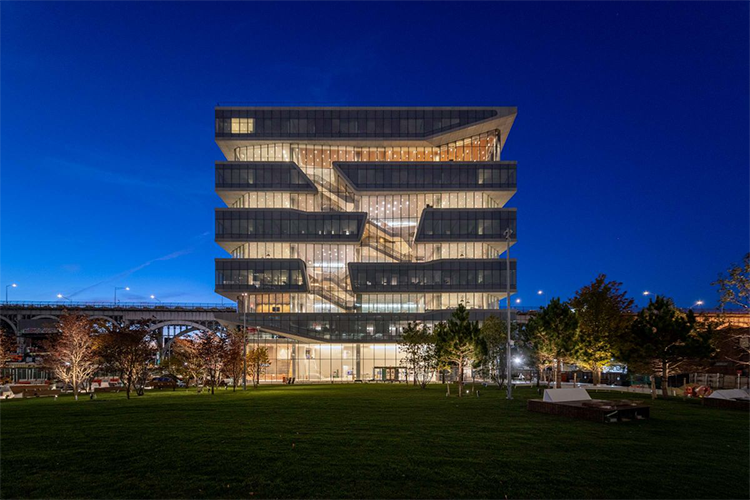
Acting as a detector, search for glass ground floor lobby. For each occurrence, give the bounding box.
[245,337,409,383]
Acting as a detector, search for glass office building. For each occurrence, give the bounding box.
[213,107,518,382]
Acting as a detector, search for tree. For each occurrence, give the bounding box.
[518,321,555,387]
[712,253,749,310]
[196,330,226,395]
[569,275,634,385]
[399,322,421,385]
[708,315,750,369]
[622,296,713,398]
[160,350,190,389]
[247,346,270,388]
[526,298,578,388]
[435,304,483,397]
[711,256,750,369]
[45,314,99,401]
[477,315,520,389]
[398,322,437,388]
[98,320,157,398]
[222,328,246,391]
[169,337,203,389]
[0,328,17,367]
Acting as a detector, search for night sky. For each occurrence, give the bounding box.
[1,2,747,308]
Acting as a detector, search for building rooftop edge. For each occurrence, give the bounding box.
[215,105,517,112]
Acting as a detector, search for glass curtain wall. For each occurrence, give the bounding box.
[226,132,507,322]
[245,337,409,383]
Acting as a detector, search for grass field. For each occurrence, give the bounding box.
[1,384,747,499]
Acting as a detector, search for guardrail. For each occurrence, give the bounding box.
[0,302,741,315]
[512,306,741,314]
[0,301,237,311]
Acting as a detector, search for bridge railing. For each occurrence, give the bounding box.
[0,301,237,312]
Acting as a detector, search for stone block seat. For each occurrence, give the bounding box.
[704,389,750,411]
[528,388,650,423]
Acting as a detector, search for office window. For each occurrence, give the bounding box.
[231,118,255,134]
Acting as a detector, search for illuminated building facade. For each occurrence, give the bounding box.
[213,107,518,382]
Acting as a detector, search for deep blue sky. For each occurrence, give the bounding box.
[1,2,748,308]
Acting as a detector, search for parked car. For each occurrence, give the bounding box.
[149,376,177,389]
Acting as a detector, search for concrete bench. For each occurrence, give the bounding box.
[708,389,750,401]
[543,388,592,402]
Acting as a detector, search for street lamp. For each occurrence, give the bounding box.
[694,300,704,308]
[515,298,522,304]
[150,295,162,303]
[242,293,248,391]
[114,286,130,304]
[56,293,72,303]
[5,283,17,303]
[642,291,651,296]
[503,226,514,400]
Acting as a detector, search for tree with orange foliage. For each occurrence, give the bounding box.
[0,327,17,367]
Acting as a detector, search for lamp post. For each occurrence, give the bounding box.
[56,293,72,303]
[504,227,514,400]
[114,286,130,304]
[537,289,546,306]
[5,283,17,303]
[642,290,655,308]
[150,295,162,304]
[694,300,704,309]
[242,293,248,391]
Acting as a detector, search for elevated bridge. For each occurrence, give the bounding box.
[0,301,237,360]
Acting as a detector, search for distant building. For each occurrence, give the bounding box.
[212,107,518,382]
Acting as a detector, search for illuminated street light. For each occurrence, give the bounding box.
[56,293,72,303]
[504,226,513,400]
[242,292,249,391]
[5,283,17,303]
[150,295,162,304]
[694,300,704,307]
[114,286,130,304]
[515,298,522,304]
[643,291,651,296]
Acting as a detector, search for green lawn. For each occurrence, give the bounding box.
[1,384,747,499]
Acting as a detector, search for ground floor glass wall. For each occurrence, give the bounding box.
[250,338,407,383]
